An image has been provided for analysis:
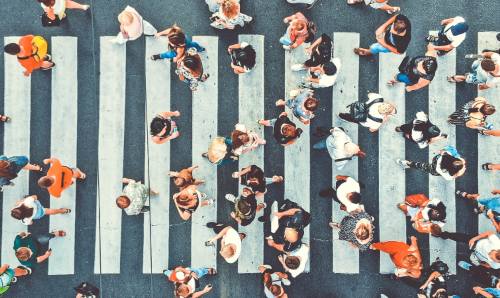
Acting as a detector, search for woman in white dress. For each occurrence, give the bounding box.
[37,0,89,21]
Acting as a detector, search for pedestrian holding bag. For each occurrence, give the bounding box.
[347,96,384,123]
[41,13,62,27]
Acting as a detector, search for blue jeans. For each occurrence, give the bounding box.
[369,42,391,54]
[163,267,209,279]
[158,38,205,60]
[313,138,327,150]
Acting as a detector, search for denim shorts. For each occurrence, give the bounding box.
[369,42,391,54]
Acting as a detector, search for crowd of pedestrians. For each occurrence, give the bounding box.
[0,0,499,297]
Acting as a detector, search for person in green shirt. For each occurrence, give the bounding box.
[13,231,65,268]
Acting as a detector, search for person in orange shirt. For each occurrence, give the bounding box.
[37,157,86,198]
[4,35,55,77]
[370,236,422,278]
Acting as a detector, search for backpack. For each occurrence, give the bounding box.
[430,258,449,276]
[347,96,384,123]
[74,282,100,298]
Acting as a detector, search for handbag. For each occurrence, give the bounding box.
[41,13,61,27]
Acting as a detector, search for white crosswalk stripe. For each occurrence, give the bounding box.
[1,33,497,277]
[428,33,457,274]
[478,32,500,233]
[1,36,30,267]
[48,36,78,275]
[331,32,360,273]
[143,36,171,274]
[94,36,126,274]
[237,34,265,274]
[378,53,406,274]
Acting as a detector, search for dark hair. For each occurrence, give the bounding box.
[295,128,303,138]
[440,153,464,176]
[423,58,437,74]
[427,202,447,222]
[38,176,55,188]
[168,32,186,48]
[231,130,249,149]
[394,14,410,33]
[349,192,361,204]
[304,97,319,112]
[236,199,251,215]
[11,204,34,220]
[323,61,337,76]
[270,285,283,296]
[284,256,300,269]
[4,43,20,55]
[183,55,202,72]
[481,59,496,72]
[480,104,496,116]
[0,160,16,180]
[234,45,256,69]
[424,125,441,140]
[430,224,442,236]
[150,116,171,136]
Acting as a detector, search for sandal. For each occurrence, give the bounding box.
[447,75,459,83]
[62,208,71,214]
[0,115,11,122]
[329,222,340,229]
[239,232,247,240]
[208,268,217,275]
[52,230,66,237]
[482,163,492,170]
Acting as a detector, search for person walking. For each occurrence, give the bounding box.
[38,157,86,198]
[313,127,366,170]
[456,189,500,232]
[11,195,71,225]
[230,123,266,157]
[275,89,319,125]
[175,49,209,91]
[13,231,66,269]
[37,0,89,23]
[319,175,364,214]
[417,259,451,298]
[205,222,244,264]
[388,45,438,92]
[339,93,397,133]
[151,24,205,62]
[396,145,466,181]
[347,0,400,14]
[396,111,447,149]
[329,211,374,250]
[225,187,265,226]
[301,58,341,88]
[280,12,315,50]
[448,51,500,90]
[4,35,55,77]
[115,178,158,216]
[277,243,309,278]
[232,165,283,199]
[150,111,181,144]
[426,16,469,56]
[259,265,290,298]
[291,33,333,72]
[370,236,423,278]
[207,0,252,30]
[354,14,411,56]
[0,263,31,294]
[164,266,216,298]
[227,42,256,74]
[448,97,496,131]
[397,194,447,234]
[111,6,157,44]
[173,184,214,221]
[258,112,303,146]
[169,165,205,192]
[0,155,42,191]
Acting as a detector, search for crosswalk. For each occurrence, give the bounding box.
[1,33,498,276]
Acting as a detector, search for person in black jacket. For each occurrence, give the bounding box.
[258,112,303,146]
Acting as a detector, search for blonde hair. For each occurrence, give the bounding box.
[221,0,240,19]
[378,103,396,115]
[118,11,134,25]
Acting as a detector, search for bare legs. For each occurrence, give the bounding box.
[65,0,90,10]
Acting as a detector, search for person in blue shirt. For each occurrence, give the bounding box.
[150,24,205,62]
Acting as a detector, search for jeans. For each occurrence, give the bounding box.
[369,42,391,54]
[313,138,327,150]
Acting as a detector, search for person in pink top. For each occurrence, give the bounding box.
[111,6,157,44]
[279,12,316,50]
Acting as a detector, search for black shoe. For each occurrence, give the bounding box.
[338,113,355,123]
[206,222,217,228]
[497,33,500,41]
[395,126,402,132]
[258,215,269,223]
[425,35,439,43]
[17,265,32,275]
[319,187,335,198]
[151,54,161,61]
[199,47,206,53]
[140,206,150,213]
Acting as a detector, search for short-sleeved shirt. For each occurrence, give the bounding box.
[326,127,354,170]
[339,211,374,251]
[336,177,362,213]
[240,165,266,193]
[221,227,242,263]
[273,115,297,145]
[17,35,43,74]
[485,288,500,297]
[472,234,500,270]
[121,6,144,40]
[359,93,385,131]
[13,235,38,268]
[47,159,74,198]
[234,194,257,226]
[384,21,411,53]
[231,42,254,73]
[317,58,341,87]
[286,89,314,121]
[443,16,467,48]
[15,196,38,225]
[486,53,500,87]
[122,181,149,216]
[284,243,309,278]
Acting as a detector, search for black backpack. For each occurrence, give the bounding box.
[430,258,449,276]
[74,282,100,298]
[347,96,384,123]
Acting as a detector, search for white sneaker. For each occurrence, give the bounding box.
[204,198,215,206]
[291,64,306,71]
[282,278,291,286]
[225,194,237,203]
[395,159,410,169]
[282,45,291,50]
[198,192,208,200]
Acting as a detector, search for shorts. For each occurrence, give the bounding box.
[33,200,46,220]
[369,43,391,54]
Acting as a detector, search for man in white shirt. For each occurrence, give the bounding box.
[320,175,364,213]
[302,58,341,88]
[470,231,500,270]
[312,127,365,170]
[427,16,468,56]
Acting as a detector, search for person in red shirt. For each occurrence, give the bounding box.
[37,157,86,198]
[370,236,422,278]
[4,35,55,77]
